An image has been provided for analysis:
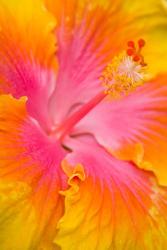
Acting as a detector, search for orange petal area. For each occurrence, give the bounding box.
[0,0,57,94]
[0,0,57,131]
[60,160,85,202]
[54,137,167,250]
[0,95,66,249]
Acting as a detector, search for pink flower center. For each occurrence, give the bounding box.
[52,91,106,141]
[51,39,147,142]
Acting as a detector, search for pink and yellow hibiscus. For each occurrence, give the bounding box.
[0,0,167,249]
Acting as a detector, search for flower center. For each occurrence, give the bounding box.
[100,39,147,98]
[52,39,147,141]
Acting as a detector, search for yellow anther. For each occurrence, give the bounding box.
[100,50,147,99]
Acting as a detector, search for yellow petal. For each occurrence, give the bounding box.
[54,140,167,250]
[45,0,167,77]
[0,95,65,249]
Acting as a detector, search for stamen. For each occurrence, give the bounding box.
[127,49,135,56]
[138,39,145,48]
[133,55,140,62]
[100,39,147,98]
[127,39,147,66]
[127,40,135,48]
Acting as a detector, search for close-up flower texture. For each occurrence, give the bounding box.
[0,0,167,249]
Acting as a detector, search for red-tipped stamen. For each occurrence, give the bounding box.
[138,39,145,48]
[127,40,135,48]
[133,55,140,62]
[127,49,135,56]
[126,39,147,67]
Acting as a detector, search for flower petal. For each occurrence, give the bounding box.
[55,136,167,250]
[0,0,57,131]
[0,95,66,249]
[45,0,167,125]
[74,75,167,186]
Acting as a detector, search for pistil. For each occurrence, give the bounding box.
[53,91,106,140]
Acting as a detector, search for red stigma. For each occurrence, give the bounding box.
[127,41,135,48]
[126,38,147,67]
[133,55,140,62]
[138,39,145,48]
[127,49,134,56]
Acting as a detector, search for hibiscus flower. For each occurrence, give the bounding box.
[0,0,167,249]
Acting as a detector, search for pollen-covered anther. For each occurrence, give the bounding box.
[100,39,147,98]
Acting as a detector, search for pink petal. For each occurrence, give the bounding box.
[47,1,132,125]
[46,0,167,127]
[73,75,167,185]
[55,135,167,249]
[0,95,66,249]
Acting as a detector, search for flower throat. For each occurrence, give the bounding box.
[53,39,147,140]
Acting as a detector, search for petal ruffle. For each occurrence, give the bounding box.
[74,75,167,186]
[55,136,167,250]
[0,95,66,249]
[0,0,57,131]
[45,0,167,125]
